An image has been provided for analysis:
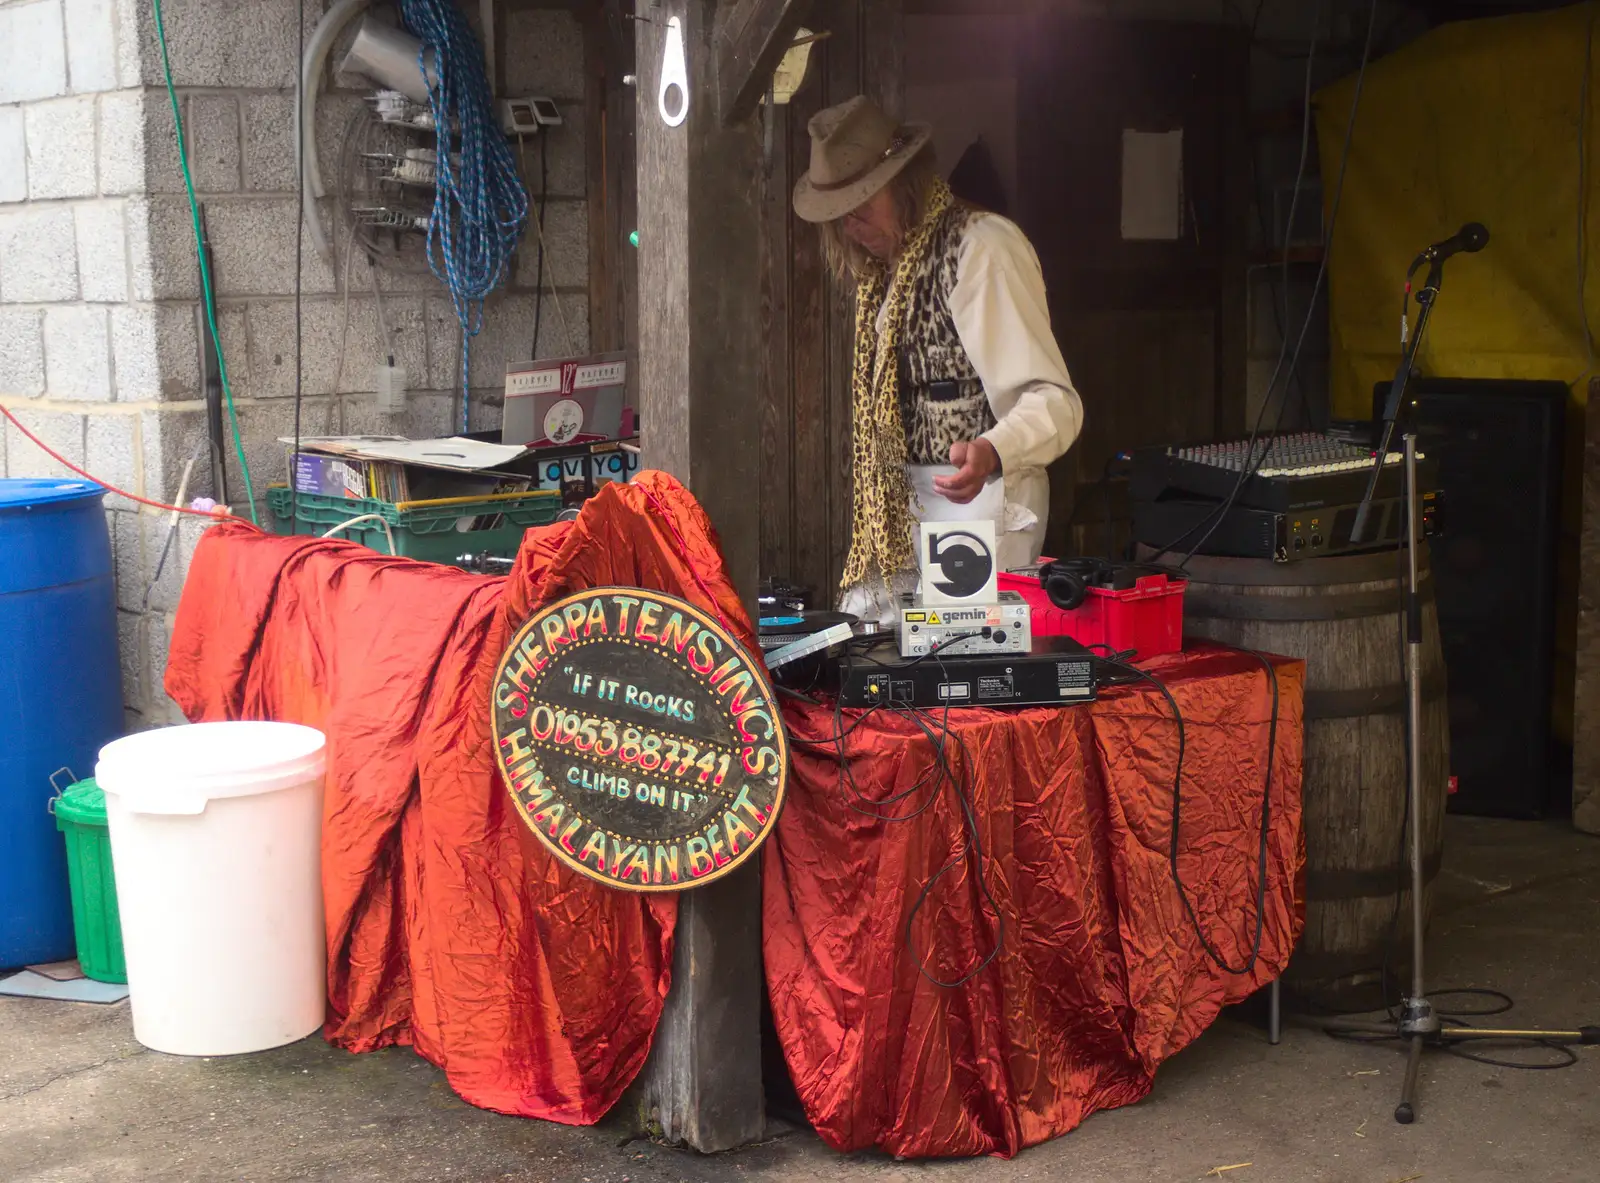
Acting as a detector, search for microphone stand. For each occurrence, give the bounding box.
[1300,250,1600,1123]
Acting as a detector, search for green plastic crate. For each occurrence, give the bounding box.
[53,778,126,985]
[267,485,562,564]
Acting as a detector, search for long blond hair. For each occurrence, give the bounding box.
[817,146,941,284]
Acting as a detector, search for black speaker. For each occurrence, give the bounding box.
[1372,378,1567,818]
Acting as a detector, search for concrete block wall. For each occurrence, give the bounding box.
[0,0,592,732]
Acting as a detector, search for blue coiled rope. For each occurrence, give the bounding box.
[400,0,529,430]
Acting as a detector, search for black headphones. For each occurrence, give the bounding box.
[1038,558,1185,611]
[926,529,994,599]
[1041,560,1091,611]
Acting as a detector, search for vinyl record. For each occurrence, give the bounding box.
[759,610,857,648]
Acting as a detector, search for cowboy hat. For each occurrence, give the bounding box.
[792,96,932,224]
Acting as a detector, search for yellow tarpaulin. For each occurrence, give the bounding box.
[1316,3,1597,743]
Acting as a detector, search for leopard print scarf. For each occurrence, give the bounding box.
[840,177,954,592]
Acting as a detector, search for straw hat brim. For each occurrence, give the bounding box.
[791,122,933,224]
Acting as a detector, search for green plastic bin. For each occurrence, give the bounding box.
[266,485,562,564]
[52,778,126,985]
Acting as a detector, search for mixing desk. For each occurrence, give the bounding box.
[1129,431,1433,513]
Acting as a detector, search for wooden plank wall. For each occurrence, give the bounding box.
[756,0,902,606]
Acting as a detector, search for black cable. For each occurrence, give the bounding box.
[774,683,821,708]
[1424,987,1513,1018]
[898,645,1004,988]
[905,630,982,665]
[1149,0,1380,569]
[902,693,1004,989]
[798,641,1004,987]
[292,0,306,533]
[1247,0,1267,40]
[1270,0,1322,430]
[1320,986,1584,1071]
[1059,453,1131,559]
[531,130,548,358]
[1177,0,1378,568]
[1249,122,1314,428]
[795,651,943,822]
[1332,525,1582,1072]
[1143,0,1325,563]
[840,630,987,668]
[1310,521,1585,1073]
[1442,1041,1579,1071]
[1280,533,1411,1017]
[1096,651,1280,977]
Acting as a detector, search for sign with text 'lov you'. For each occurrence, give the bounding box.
[491,588,788,891]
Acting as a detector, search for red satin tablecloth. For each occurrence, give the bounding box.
[165,474,754,1125]
[764,647,1305,1159]
[166,475,1303,1157]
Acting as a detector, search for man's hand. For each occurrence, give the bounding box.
[933,438,999,504]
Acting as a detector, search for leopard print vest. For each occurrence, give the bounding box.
[889,202,996,465]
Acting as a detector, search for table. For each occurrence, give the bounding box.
[765,647,1305,1158]
[167,477,1303,1157]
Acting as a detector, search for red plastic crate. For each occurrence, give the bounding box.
[999,562,1186,660]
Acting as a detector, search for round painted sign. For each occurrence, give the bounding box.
[543,398,584,444]
[491,587,788,891]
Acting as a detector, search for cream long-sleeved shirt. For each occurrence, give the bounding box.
[943,212,1082,570]
[848,212,1082,621]
[952,213,1083,479]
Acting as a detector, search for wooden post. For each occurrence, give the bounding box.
[631,0,768,1154]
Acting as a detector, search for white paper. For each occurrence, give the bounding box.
[1120,129,1183,241]
[280,435,408,456]
[282,435,530,473]
[907,465,1005,525]
[347,437,530,471]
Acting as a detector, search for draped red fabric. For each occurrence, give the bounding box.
[763,647,1305,1158]
[166,473,1304,1152]
[164,472,754,1124]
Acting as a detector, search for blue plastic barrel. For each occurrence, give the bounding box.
[0,479,125,970]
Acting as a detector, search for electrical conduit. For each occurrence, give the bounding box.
[298,0,372,263]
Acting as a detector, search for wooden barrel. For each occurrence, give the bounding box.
[1172,547,1450,1003]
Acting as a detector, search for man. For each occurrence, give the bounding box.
[792,96,1082,618]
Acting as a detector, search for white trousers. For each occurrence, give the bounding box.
[839,466,1049,626]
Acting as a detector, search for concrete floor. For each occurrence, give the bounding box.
[3,816,1596,1183]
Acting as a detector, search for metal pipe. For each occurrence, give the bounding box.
[1395,1035,1423,1125]
[298,0,372,263]
[1404,433,1426,1003]
[340,15,439,105]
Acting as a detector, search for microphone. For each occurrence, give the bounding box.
[1422,222,1489,262]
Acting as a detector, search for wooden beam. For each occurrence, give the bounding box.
[716,0,814,127]
[630,0,768,1153]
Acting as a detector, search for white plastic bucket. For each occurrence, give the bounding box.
[95,722,328,1056]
